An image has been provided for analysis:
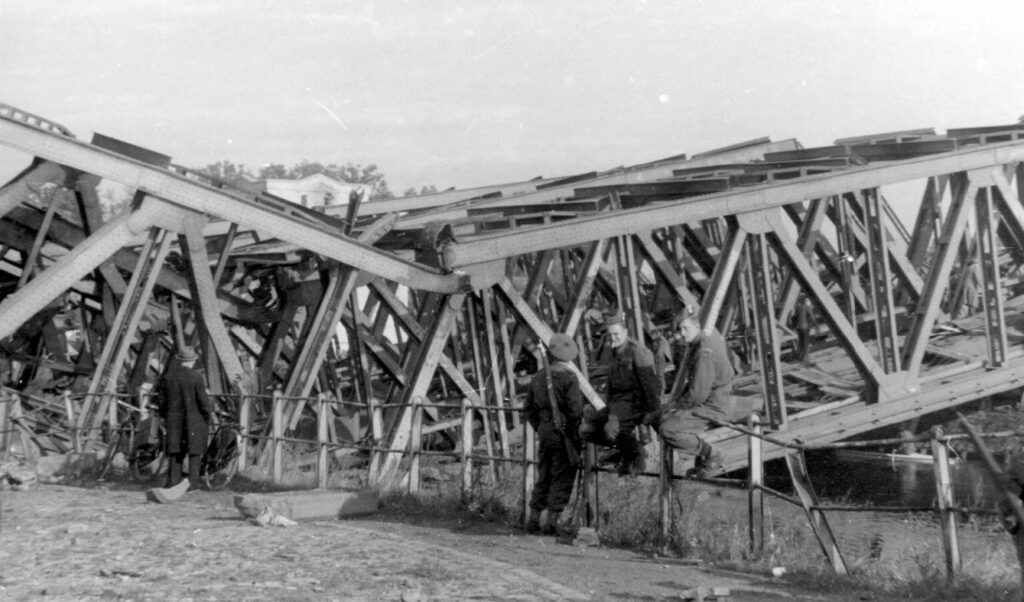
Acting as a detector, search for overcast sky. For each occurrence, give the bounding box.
[2,1,1023,194]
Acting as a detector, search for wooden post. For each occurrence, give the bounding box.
[523,411,536,527]
[785,449,847,575]
[368,394,384,477]
[749,414,765,554]
[409,397,423,495]
[237,395,251,472]
[317,393,329,489]
[660,441,673,544]
[931,426,961,580]
[0,390,9,457]
[63,391,79,453]
[584,443,599,529]
[461,397,474,499]
[271,390,283,484]
[107,392,118,436]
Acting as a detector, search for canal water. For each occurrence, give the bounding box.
[775,451,1005,509]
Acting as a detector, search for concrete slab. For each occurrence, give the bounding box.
[234,488,378,521]
[146,478,190,504]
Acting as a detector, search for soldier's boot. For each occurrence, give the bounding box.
[688,439,723,478]
[541,510,560,535]
[525,508,543,534]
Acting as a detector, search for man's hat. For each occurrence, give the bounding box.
[547,334,578,362]
[673,304,700,329]
[176,347,198,362]
[603,311,626,328]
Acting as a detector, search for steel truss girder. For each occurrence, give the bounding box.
[0,117,469,293]
[447,142,1024,266]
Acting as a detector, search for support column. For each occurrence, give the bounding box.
[180,214,246,392]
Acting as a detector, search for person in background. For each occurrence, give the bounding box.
[792,294,814,364]
[159,347,211,491]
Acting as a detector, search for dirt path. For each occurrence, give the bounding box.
[0,484,799,601]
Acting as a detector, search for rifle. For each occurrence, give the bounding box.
[541,350,582,468]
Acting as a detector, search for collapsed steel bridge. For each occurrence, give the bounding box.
[2,102,1024,482]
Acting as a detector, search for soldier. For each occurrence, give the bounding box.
[581,312,661,477]
[524,334,584,535]
[648,312,734,477]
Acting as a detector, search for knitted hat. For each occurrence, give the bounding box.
[547,334,578,362]
[603,311,626,328]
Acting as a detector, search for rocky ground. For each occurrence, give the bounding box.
[0,481,810,602]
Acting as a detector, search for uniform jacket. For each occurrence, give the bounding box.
[524,362,584,443]
[159,363,212,455]
[676,328,735,410]
[600,339,661,418]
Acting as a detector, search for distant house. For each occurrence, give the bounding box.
[259,173,363,209]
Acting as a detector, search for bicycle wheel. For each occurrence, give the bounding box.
[129,443,166,481]
[202,427,240,491]
[95,430,124,481]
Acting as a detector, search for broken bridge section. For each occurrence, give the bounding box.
[2,101,1024,484]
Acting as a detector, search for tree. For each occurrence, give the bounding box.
[402,185,438,197]
[251,161,393,199]
[199,161,255,187]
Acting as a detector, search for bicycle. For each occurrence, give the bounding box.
[95,403,167,482]
[199,412,242,490]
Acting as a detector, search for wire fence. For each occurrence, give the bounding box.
[2,385,1020,580]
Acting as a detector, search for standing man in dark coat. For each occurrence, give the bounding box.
[581,312,661,477]
[159,347,211,490]
[524,334,585,535]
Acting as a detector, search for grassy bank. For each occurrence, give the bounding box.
[378,460,1021,601]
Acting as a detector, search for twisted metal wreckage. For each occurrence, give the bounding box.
[2,102,1024,487]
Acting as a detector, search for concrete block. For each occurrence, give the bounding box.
[146,478,190,504]
[234,488,378,521]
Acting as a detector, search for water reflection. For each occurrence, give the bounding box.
[780,451,1003,508]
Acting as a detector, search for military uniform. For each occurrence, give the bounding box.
[656,326,734,472]
[524,334,585,535]
[524,362,583,520]
[582,338,661,475]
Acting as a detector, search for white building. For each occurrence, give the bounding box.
[260,173,364,209]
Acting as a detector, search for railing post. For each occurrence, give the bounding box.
[367,394,383,479]
[523,409,535,527]
[317,394,329,490]
[0,389,10,457]
[461,397,473,500]
[749,414,765,554]
[237,395,251,472]
[584,443,599,530]
[272,390,283,484]
[63,391,80,453]
[409,397,423,494]
[107,392,118,436]
[931,426,961,581]
[660,440,673,544]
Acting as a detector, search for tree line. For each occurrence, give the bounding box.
[99,159,439,220]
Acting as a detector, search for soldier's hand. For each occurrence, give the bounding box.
[603,416,620,440]
[642,411,660,427]
[582,405,596,421]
